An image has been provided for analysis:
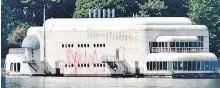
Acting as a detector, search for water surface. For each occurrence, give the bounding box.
[2,76,220,88]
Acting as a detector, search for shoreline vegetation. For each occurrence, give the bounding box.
[1,0,220,62]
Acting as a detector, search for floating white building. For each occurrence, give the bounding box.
[5,17,218,77]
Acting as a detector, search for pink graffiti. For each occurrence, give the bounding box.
[66,48,105,74]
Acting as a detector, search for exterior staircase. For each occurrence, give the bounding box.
[23,58,55,75]
[35,60,55,75]
[102,56,132,75]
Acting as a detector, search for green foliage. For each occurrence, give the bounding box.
[138,0,167,17]
[2,0,220,58]
[73,0,138,18]
[188,0,220,56]
[7,22,32,45]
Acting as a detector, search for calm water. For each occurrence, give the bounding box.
[1,76,220,88]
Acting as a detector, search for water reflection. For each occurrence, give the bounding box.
[2,76,220,88]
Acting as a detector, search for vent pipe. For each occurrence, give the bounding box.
[93,9,97,18]
[88,9,92,18]
[112,9,115,18]
[98,9,101,18]
[103,9,106,18]
[107,9,111,18]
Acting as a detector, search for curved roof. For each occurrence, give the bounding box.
[44,17,192,28]
[44,25,208,31]
[22,35,40,49]
[156,36,199,42]
[146,53,217,61]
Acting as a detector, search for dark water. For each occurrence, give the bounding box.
[2,76,220,88]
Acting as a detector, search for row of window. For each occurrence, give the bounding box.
[65,63,106,68]
[146,61,217,71]
[62,44,106,48]
[10,63,21,72]
[150,42,203,48]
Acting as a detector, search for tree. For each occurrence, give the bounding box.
[7,22,32,45]
[73,0,138,18]
[163,0,188,17]
[138,0,167,17]
[188,0,220,57]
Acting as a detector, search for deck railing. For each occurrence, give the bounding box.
[151,47,209,53]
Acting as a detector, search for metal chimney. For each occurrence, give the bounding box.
[89,9,92,18]
[112,9,115,18]
[98,9,101,18]
[93,9,97,18]
[103,9,106,18]
[107,9,111,18]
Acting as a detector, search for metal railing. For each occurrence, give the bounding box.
[151,47,209,53]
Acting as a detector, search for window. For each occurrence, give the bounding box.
[201,61,205,70]
[197,61,200,70]
[10,63,13,71]
[165,42,168,47]
[103,63,106,67]
[71,64,74,67]
[97,44,99,47]
[78,64,80,67]
[100,44,102,47]
[87,44,89,47]
[78,44,80,47]
[62,44,64,48]
[81,64,83,67]
[87,63,90,67]
[65,44,68,48]
[71,44,74,47]
[188,61,192,71]
[160,62,163,70]
[84,44,86,47]
[84,63,86,67]
[103,44,105,47]
[192,42,198,47]
[170,42,175,47]
[147,62,150,70]
[168,61,172,70]
[189,42,193,47]
[65,64,67,67]
[94,63,96,67]
[185,42,189,47]
[14,63,16,72]
[153,42,157,47]
[161,42,164,47]
[69,65,70,67]
[178,61,183,70]
[97,63,99,67]
[149,62,152,71]
[17,63,20,72]
[205,61,209,70]
[192,61,196,70]
[152,62,156,70]
[180,42,184,47]
[183,61,187,70]
[68,44,70,47]
[100,63,102,67]
[176,42,180,47]
[173,61,178,70]
[162,61,167,70]
[94,44,96,47]
[156,62,159,70]
[159,42,162,47]
[81,44,83,47]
